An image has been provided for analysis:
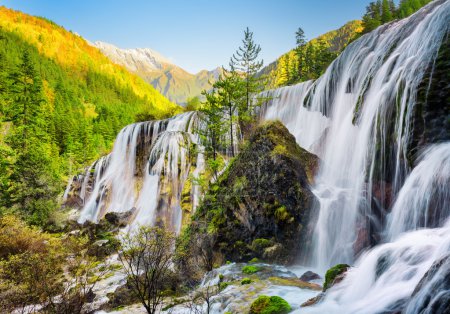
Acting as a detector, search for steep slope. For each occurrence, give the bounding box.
[0,6,180,158]
[93,41,221,105]
[260,20,364,89]
[0,6,180,225]
[0,7,179,115]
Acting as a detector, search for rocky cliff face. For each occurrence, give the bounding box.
[185,121,318,264]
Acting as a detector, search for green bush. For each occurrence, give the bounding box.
[242,265,262,274]
[219,282,229,291]
[241,277,252,285]
[323,263,350,291]
[250,295,291,314]
[249,257,260,264]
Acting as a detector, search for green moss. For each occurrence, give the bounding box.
[274,206,291,222]
[219,282,229,291]
[113,305,125,311]
[241,277,252,285]
[249,257,260,264]
[250,295,291,314]
[233,176,248,193]
[271,144,288,157]
[242,265,262,274]
[252,238,272,251]
[323,263,350,291]
[219,274,224,281]
[268,277,321,291]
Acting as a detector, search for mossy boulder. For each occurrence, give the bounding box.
[323,263,350,291]
[250,295,291,314]
[189,121,318,264]
[243,265,262,274]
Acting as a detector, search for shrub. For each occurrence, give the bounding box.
[242,265,262,274]
[250,295,291,314]
[219,282,229,291]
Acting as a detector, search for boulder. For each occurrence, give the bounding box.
[299,270,321,282]
[187,121,318,264]
[104,208,136,227]
[323,263,350,291]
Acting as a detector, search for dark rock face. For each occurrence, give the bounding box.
[409,34,450,161]
[191,121,319,264]
[299,270,321,282]
[104,208,136,227]
[404,255,450,314]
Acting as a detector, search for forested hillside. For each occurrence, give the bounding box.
[362,0,433,33]
[0,7,180,225]
[260,20,364,88]
[262,0,433,90]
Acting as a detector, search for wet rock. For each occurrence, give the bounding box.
[104,208,136,227]
[299,270,321,282]
[104,282,139,311]
[301,293,324,307]
[405,255,450,314]
[250,295,291,314]
[187,121,319,264]
[323,263,350,291]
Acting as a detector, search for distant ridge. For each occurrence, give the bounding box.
[93,41,222,105]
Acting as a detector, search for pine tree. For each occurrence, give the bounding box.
[199,87,227,179]
[2,50,59,224]
[213,70,244,157]
[0,52,8,114]
[276,54,290,87]
[381,0,394,23]
[295,27,307,83]
[229,27,265,124]
[362,1,382,33]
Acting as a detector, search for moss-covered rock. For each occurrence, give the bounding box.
[243,265,262,274]
[323,263,350,291]
[241,277,252,285]
[250,295,291,314]
[187,121,318,264]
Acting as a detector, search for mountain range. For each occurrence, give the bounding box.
[92,41,222,105]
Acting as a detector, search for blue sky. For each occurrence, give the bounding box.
[1,0,373,73]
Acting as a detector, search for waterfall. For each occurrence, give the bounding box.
[72,112,204,233]
[261,0,449,270]
[300,220,450,314]
[386,143,450,240]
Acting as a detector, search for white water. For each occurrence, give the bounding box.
[262,0,450,270]
[74,112,205,233]
[300,219,450,314]
[386,143,450,240]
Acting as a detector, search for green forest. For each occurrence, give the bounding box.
[362,0,433,33]
[0,25,179,226]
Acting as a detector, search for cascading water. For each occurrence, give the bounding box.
[299,220,450,314]
[261,0,450,270]
[386,143,450,240]
[67,112,205,233]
